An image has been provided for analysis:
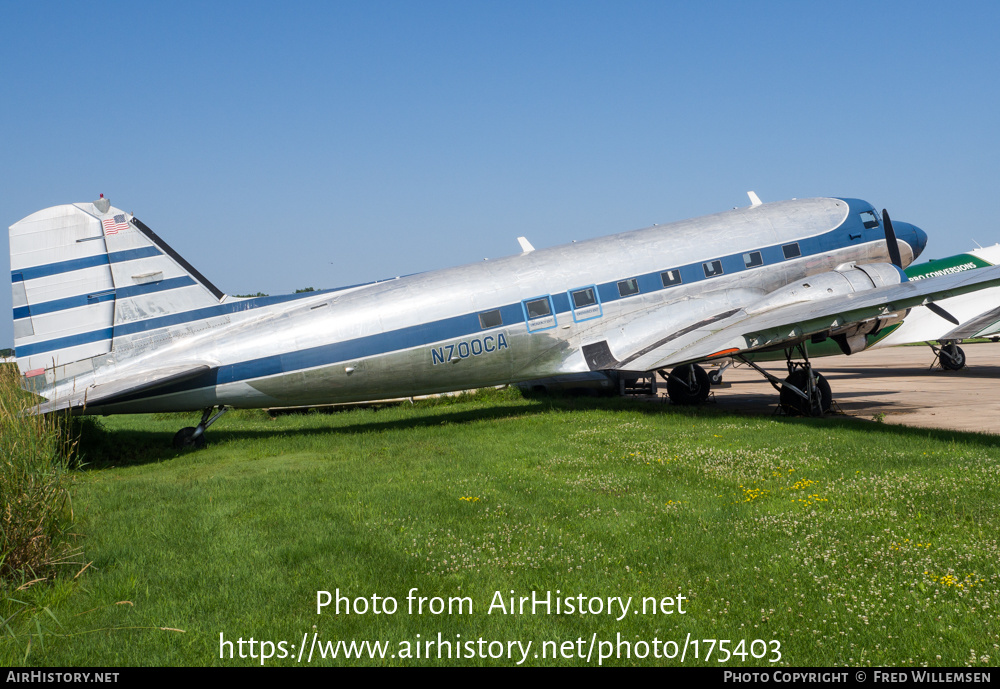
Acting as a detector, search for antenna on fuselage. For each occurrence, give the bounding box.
[517,236,535,253]
[747,191,763,207]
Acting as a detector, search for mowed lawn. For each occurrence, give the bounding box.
[4,389,999,666]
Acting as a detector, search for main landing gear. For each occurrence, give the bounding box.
[930,341,966,371]
[173,406,229,449]
[662,363,711,405]
[734,344,832,417]
[662,345,831,416]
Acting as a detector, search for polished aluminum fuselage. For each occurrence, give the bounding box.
[73,197,909,413]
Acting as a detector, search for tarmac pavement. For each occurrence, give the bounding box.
[694,342,1000,434]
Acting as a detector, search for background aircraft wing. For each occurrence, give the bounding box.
[34,363,214,414]
[611,264,1000,372]
[936,304,1000,340]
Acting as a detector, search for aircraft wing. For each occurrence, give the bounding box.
[33,363,214,414]
[609,264,1000,373]
[936,304,1000,341]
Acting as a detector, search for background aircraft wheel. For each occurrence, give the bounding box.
[708,369,723,386]
[666,364,710,405]
[173,427,207,450]
[779,370,831,417]
[939,345,966,371]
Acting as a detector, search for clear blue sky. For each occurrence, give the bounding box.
[3,1,1000,349]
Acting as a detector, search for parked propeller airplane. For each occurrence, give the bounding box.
[10,193,1000,447]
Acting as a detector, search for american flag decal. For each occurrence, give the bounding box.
[102,214,129,235]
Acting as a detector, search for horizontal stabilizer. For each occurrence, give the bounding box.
[33,363,213,414]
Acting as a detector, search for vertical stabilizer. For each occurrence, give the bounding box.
[9,198,226,394]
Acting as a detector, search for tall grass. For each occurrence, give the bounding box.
[0,364,81,585]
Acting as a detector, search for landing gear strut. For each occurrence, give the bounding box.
[778,365,832,417]
[173,406,229,450]
[737,343,832,417]
[708,361,731,386]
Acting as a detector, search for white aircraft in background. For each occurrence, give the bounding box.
[863,245,1000,369]
[10,192,1000,447]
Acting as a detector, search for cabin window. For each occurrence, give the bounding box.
[703,260,724,277]
[782,243,801,259]
[571,287,597,309]
[743,251,763,268]
[617,278,640,297]
[478,309,503,329]
[860,210,879,229]
[524,298,551,319]
[660,270,682,287]
[569,286,602,322]
[522,295,557,332]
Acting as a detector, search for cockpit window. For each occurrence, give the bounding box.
[860,210,879,230]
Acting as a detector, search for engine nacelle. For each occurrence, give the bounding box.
[748,263,906,315]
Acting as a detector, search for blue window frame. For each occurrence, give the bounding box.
[522,295,557,332]
[568,285,602,322]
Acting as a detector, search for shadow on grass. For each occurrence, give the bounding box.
[74,392,1000,469]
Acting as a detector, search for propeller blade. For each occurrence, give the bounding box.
[926,302,960,325]
[882,209,903,268]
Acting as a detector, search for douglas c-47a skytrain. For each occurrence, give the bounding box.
[10,193,1000,447]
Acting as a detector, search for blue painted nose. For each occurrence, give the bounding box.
[893,221,928,263]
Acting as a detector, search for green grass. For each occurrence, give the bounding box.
[0,365,82,584]
[2,389,999,666]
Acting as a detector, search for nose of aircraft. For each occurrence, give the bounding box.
[893,221,928,262]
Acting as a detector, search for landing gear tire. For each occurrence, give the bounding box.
[173,427,207,450]
[939,345,966,371]
[666,364,711,405]
[779,370,831,417]
[708,370,724,386]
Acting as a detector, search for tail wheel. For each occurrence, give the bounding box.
[779,370,831,417]
[939,345,966,371]
[666,364,711,405]
[172,427,207,450]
